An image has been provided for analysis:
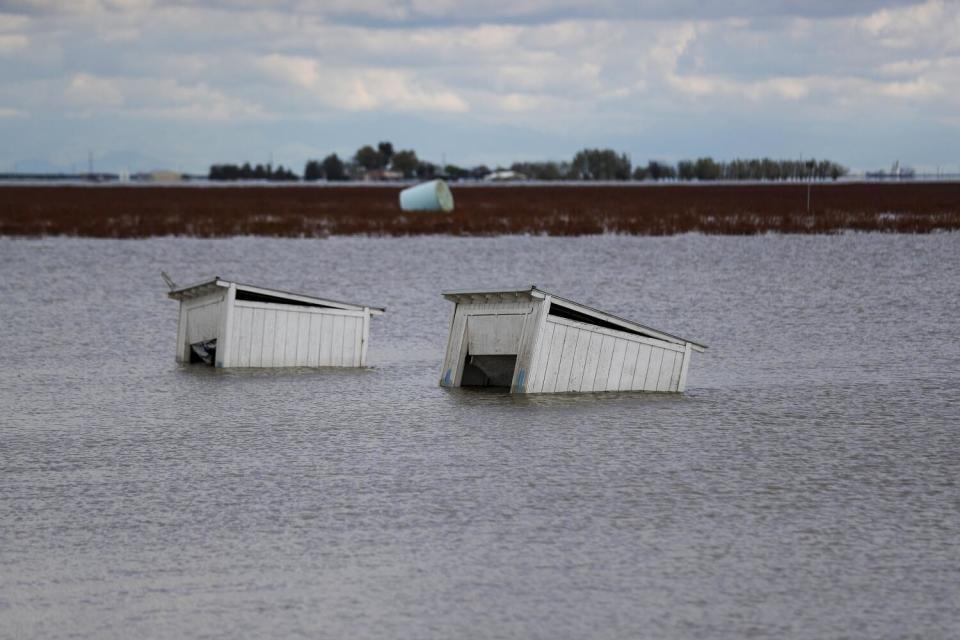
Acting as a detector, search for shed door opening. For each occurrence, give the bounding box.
[190,339,217,365]
[459,314,524,388]
[461,354,517,387]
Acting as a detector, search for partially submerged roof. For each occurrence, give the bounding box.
[442,285,706,351]
[168,276,385,314]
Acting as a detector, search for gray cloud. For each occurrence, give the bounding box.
[0,0,957,172]
[0,0,929,24]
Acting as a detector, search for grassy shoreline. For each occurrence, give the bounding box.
[2,182,958,237]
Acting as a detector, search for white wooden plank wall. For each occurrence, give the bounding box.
[467,314,525,355]
[527,320,556,392]
[228,302,365,367]
[185,297,223,344]
[440,300,533,386]
[527,316,687,393]
[510,296,549,392]
[177,291,225,362]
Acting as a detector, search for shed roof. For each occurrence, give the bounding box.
[442,285,706,351]
[168,276,385,314]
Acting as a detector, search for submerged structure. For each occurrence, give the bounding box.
[439,286,706,394]
[168,277,384,368]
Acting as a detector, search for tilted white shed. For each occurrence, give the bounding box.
[439,286,706,394]
[168,277,384,368]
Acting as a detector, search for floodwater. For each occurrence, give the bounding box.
[1,234,958,639]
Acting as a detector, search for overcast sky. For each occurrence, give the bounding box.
[1,0,958,173]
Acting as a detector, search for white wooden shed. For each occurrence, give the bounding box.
[168,277,384,368]
[439,286,706,394]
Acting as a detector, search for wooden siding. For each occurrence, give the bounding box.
[186,297,222,344]
[176,290,225,363]
[525,316,688,393]
[226,300,366,368]
[439,300,535,387]
[467,314,525,355]
[511,295,550,393]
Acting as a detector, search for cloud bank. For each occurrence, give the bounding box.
[0,0,957,171]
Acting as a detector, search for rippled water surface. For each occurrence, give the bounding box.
[2,234,959,639]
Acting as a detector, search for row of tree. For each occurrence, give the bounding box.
[209,143,848,182]
[208,163,298,181]
[512,151,847,181]
[298,143,432,182]
[672,157,847,181]
[297,141,478,182]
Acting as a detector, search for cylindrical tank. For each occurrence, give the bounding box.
[399,179,455,212]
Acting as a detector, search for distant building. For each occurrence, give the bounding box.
[147,170,183,183]
[866,160,915,180]
[364,169,403,181]
[483,170,527,182]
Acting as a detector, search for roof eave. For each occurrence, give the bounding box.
[167,276,224,300]
[167,277,385,313]
[540,288,708,350]
[441,286,538,302]
[441,285,707,350]
[232,282,377,312]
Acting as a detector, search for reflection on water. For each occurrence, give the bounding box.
[1,234,959,639]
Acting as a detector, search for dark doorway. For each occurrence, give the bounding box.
[461,354,517,388]
[189,339,217,365]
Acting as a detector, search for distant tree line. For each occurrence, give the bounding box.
[670,157,847,181]
[512,151,847,181]
[208,162,297,181]
[208,143,847,182]
[301,141,444,181]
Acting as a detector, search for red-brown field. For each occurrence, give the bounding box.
[1,182,958,237]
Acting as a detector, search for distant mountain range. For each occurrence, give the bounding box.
[13,150,170,174]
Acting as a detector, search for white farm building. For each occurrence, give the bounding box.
[440,286,706,394]
[168,277,384,368]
